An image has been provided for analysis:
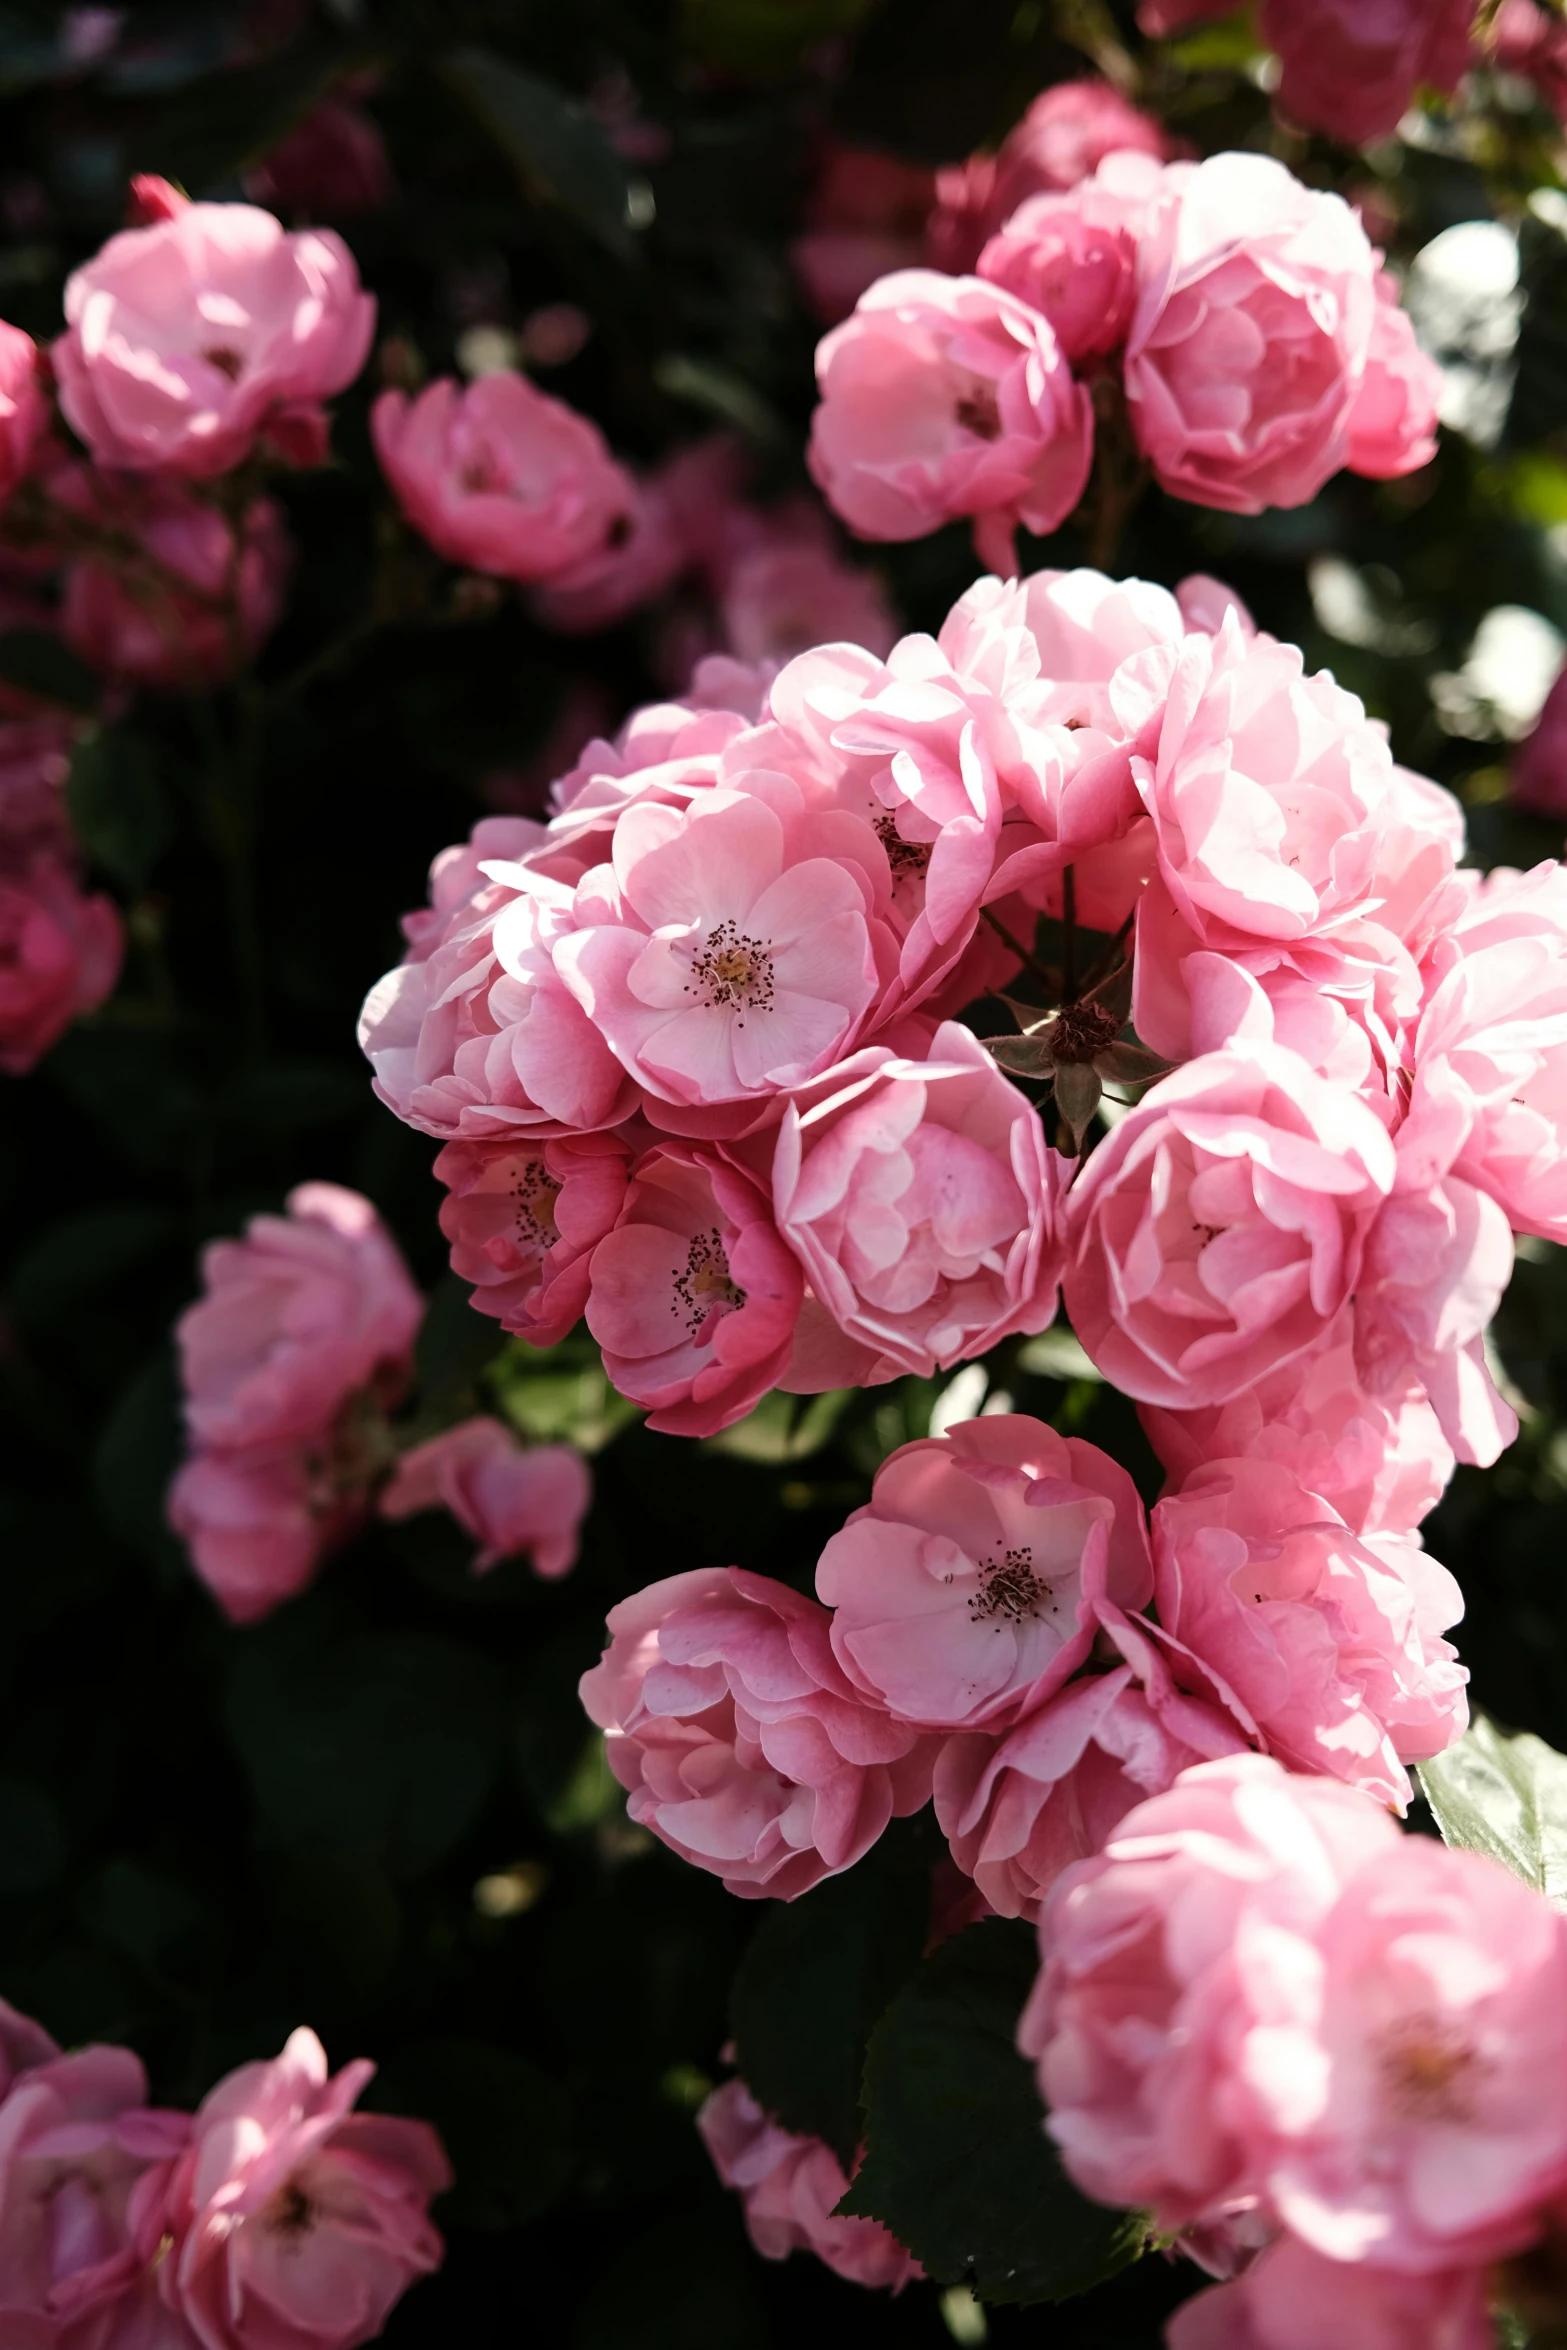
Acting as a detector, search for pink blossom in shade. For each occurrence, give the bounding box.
[579,1567,936,1898]
[133,2027,450,2350]
[714,502,899,668]
[0,2043,175,2345]
[1493,0,1567,122]
[770,1024,1064,1388]
[1345,273,1441,481]
[1127,617,1452,1069]
[356,872,638,1145]
[584,1145,802,1437]
[166,1429,380,1626]
[1244,1839,1567,2274]
[54,201,373,478]
[552,771,892,1116]
[245,97,394,221]
[791,143,937,328]
[927,81,1172,273]
[1139,1323,1455,1540]
[175,1183,422,1454]
[814,1415,1153,1731]
[1136,0,1236,32]
[976,151,1165,364]
[0,716,78,868]
[434,1131,630,1343]
[529,436,747,636]
[1351,1178,1518,1472]
[1017,1753,1403,2234]
[697,2080,920,2290]
[372,372,636,586]
[0,322,45,508]
[1512,659,1567,815]
[1059,1042,1396,1412]
[378,1417,590,1578]
[1259,0,1475,149]
[934,1614,1247,1920]
[0,859,123,1076]
[61,485,290,691]
[1125,154,1380,517]
[1167,2236,1496,2350]
[1150,1457,1468,1808]
[807,271,1094,550]
[0,1998,59,2092]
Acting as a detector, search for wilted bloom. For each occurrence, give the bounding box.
[379,1415,591,1577]
[808,271,1093,554]
[55,197,374,477]
[372,371,636,585]
[815,1415,1152,1730]
[585,1146,803,1437]
[697,2080,919,2289]
[580,1567,935,1898]
[1125,155,1380,516]
[133,2027,450,2350]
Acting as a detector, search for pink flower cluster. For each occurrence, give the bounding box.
[1022,1753,1567,2348]
[580,1407,1462,1910]
[0,1997,447,2348]
[166,1181,594,1616]
[809,140,1439,553]
[697,2078,919,2289]
[1140,0,1476,149]
[0,711,121,1074]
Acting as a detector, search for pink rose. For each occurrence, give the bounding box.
[61,483,290,690]
[0,321,45,507]
[530,437,745,635]
[0,2044,176,2344]
[175,1182,422,1453]
[928,81,1171,272]
[1168,2236,1495,2350]
[715,507,898,669]
[166,1439,366,1625]
[55,200,373,477]
[815,1416,1152,1729]
[1251,1838,1567,2273]
[697,2079,919,2289]
[379,1416,590,1577]
[553,771,893,1117]
[1352,1178,1518,1471]
[791,142,936,326]
[0,859,123,1075]
[579,1567,935,1898]
[771,1024,1064,1385]
[246,97,394,220]
[373,372,636,585]
[1259,0,1475,148]
[1139,1324,1455,1539]
[1151,1457,1468,1807]
[1512,659,1567,815]
[434,1131,630,1342]
[976,152,1164,363]
[1345,272,1441,481]
[1128,618,1450,1071]
[807,271,1093,551]
[134,2027,450,2350]
[1019,1753,1401,2233]
[1125,155,1379,515]
[933,1609,1245,1918]
[356,865,636,1144]
[1060,1043,1396,1410]
[585,1145,802,1437]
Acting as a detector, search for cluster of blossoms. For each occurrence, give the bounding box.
[0,1997,447,2349]
[168,1181,591,1624]
[1026,1752,1567,2347]
[808,138,1441,563]
[1141,0,1477,146]
[0,706,121,1074]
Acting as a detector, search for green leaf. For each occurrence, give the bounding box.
[704,1387,852,1463]
[6,1205,174,1326]
[77,1859,202,1969]
[1418,1714,1567,1907]
[227,1622,505,1876]
[842,1919,1149,2304]
[0,1778,66,1893]
[126,31,360,193]
[66,729,172,890]
[217,1061,368,1131]
[47,1031,205,1172]
[491,1331,639,1454]
[729,1821,933,2168]
[93,1347,185,1579]
[1054,1061,1102,1154]
[413,1271,499,1406]
[378,2037,573,2228]
[0,627,97,712]
[441,48,648,263]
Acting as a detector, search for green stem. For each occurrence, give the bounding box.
[980,905,1057,994]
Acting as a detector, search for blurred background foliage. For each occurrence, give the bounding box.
[5,0,1567,2340]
